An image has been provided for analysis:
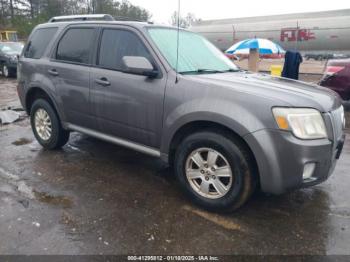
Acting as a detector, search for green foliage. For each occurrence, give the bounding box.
[0,0,152,39]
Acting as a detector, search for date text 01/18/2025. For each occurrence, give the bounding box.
[127,255,219,261]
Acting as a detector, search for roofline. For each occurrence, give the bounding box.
[48,14,115,23]
[36,20,182,31]
[48,14,150,23]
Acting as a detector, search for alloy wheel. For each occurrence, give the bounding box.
[34,108,52,141]
[185,147,233,199]
[3,65,9,77]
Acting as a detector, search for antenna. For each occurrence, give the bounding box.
[175,0,181,83]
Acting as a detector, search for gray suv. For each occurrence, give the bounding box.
[18,15,346,212]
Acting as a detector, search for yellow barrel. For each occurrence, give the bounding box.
[270,65,283,76]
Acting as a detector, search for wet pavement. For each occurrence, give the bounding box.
[0,77,350,255]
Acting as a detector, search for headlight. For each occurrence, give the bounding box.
[340,106,346,129]
[9,56,18,63]
[272,107,327,139]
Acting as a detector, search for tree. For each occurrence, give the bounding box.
[170,11,200,28]
[0,0,152,38]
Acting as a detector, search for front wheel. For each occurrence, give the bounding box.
[174,131,256,212]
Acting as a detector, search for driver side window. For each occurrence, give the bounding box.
[98,29,153,71]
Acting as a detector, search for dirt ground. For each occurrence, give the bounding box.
[235,59,326,75]
[0,76,350,256]
[235,59,325,84]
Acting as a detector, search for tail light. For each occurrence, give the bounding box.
[325,66,345,75]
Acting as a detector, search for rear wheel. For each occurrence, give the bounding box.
[30,99,69,149]
[174,130,256,212]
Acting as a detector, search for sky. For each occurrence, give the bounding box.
[130,0,350,24]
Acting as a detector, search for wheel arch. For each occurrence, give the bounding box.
[166,120,260,185]
[25,86,64,124]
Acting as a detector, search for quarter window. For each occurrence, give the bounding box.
[56,28,95,64]
[24,27,58,59]
[98,29,153,70]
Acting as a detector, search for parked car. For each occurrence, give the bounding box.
[304,53,334,61]
[319,59,350,102]
[333,54,350,60]
[17,15,346,212]
[0,42,24,77]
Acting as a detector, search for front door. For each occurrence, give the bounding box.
[91,27,167,148]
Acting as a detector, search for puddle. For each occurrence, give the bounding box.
[0,166,74,209]
[12,137,32,146]
[34,191,73,208]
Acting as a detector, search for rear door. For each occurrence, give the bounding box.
[48,25,98,129]
[90,26,167,148]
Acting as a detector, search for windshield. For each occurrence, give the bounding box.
[147,28,238,74]
[0,42,24,54]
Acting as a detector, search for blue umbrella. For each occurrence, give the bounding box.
[226,38,285,55]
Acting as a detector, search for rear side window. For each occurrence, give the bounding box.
[98,29,153,70]
[56,28,95,64]
[24,27,57,59]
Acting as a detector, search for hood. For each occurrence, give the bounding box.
[191,71,341,112]
[5,51,20,56]
[327,58,350,67]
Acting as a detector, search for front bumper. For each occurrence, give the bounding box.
[6,61,18,70]
[244,129,345,194]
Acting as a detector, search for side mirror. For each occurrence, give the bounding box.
[122,56,158,78]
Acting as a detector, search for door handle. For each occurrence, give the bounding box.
[95,77,111,87]
[48,69,59,76]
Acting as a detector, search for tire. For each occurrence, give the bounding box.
[174,130,256,212]
[30,99,69,149]
[2,64,12,78]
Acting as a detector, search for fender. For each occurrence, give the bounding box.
[26,75,67,125]
[160,98,267,156]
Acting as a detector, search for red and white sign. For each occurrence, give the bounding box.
[280,28,316,42]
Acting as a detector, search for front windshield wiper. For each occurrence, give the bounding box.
[179,68,239,75]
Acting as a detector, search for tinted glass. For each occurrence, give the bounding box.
[24,27,57,59]
[99,29,152,70]
[56,28,95,64]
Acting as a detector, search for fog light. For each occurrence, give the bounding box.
[303,163,316,181]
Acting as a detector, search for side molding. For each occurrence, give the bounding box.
[66,123,161,157]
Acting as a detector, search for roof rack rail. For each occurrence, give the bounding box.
[48,14,115,23]
[114,16,146,22]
